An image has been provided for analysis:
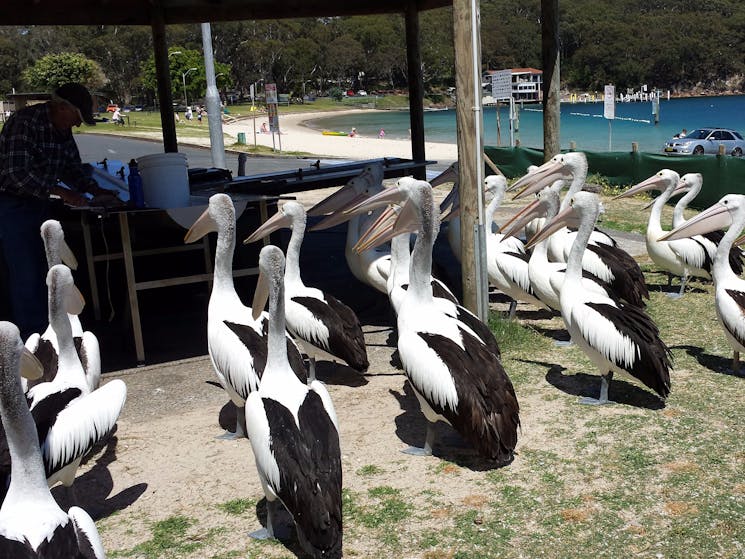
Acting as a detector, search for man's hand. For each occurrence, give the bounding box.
[50,185,88,207]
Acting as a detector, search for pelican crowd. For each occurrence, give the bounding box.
[0,154,742,557]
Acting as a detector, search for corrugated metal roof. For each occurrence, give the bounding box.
[3,0,451,26]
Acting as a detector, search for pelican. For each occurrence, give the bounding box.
[18,265,127,492]
[528,192,672,405]
[429,162,462,262]
[244,201,369,380]
[353,179,520,461]
[661,194,745,372]
[245,245,342,557]
[25,219,100,392]
[184,194,306,439]
[615,170,711,298]
[510,152,616,261]
[0,321,106,558]
[308,163,391,294]
[483,175,547,317]
[672,173,744,276]
[512,153,648,305]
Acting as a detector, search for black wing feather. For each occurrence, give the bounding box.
[292,295,369,371]
[586,302,672,398]
[417,329,520,463]
[264,394,343,558]
[587,243,649,307]
[0,522,87,558]
[723,289,745,348]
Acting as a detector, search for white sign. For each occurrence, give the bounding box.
[491,70,512,100]
[265,83,278,104]
[604,85,615,120]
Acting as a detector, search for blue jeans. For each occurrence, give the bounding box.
[0,193,49,339]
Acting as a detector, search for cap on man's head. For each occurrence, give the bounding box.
[54,83,96,125]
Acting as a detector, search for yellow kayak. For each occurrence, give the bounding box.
[322,130,349,136]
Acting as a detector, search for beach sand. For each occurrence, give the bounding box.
[221,109,458,163]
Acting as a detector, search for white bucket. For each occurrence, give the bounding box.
[137,152,190,209]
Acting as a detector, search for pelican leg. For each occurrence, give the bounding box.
[732,351,741,374]
[507,300,517,320]
[216,406,247,440]
[307,356,317,384]
[579,372,614,405]
[249,499,278,540]
[666,275,687,299]
[402,421,435,456]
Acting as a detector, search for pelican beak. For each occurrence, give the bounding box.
[509,160,566,199]
[440,203,461,222]
[59,238,78,270]
[20,348,43,380]
[308,181,361,217]
[526,205,577,250]
[355,201,419,253]
[184,207,217,243]
[244,208,293,244]
[670,179,691,199]
[660,202,732,241]
[251,268,269,320]
[613,174,667,200]
[309,192,372,231]
[499,197,546,239]
[344,184,406,215]
[354,206,399,252]
[64,284,86,316]
[734,232,745,247]
[429,164,458,188]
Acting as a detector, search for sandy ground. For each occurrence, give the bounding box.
[221,109,459,163]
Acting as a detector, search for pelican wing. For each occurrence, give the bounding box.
[586,243,649,307]
[721,289,745,348]
[432,279,457,303]
[78,332,101,391]
[264,392,343,557]
[40,380,126,476]
[703,230,744,275]
[575,302,671,398]
[416,328,520,462]
[26,337,59,388]
[668,237,712,272]
[69,506,106,559]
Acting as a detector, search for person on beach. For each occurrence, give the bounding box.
[378,128,385,139]
[350,127,357,137]
[260,122,269,134]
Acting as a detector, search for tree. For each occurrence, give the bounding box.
[22,52,106,91]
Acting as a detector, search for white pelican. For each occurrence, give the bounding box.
[244,201,369,380]
[672,173,744,276]
[25,219,100,393]
[0,321,106,558]
[661,194,745,371]
[614,170,711,298]
[308,163,391,294]
[245,245,342,556]
[511,153,649,305]
[20,265,127,492]
[353,179,520,461]
[184,194,306,439]
[528,192,672,405]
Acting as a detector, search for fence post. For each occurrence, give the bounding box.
[632,142,638,153]
[569,141,576,151]
[718,144,726,156]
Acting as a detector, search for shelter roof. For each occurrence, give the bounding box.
[2,0,451,26]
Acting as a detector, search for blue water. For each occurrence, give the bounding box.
[307,95,745,153]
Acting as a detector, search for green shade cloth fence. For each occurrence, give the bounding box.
[484,146,745,209]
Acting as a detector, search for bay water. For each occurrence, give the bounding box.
[307,95,745,153]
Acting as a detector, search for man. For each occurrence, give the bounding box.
[0,83,113,338]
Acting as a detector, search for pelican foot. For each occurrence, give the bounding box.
[215,430,243,440]
[401,446,432,456]
[554,340,572,347]
[578,396,614,406]
[665,292,683,299]
[248,527,274,540]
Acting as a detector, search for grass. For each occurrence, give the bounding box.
[109,515,210,558]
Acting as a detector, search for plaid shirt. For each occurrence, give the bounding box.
[0,103,92,200]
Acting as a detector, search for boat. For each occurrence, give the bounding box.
[322,130,349,136]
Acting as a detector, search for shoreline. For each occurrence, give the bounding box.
[221,109,458,163]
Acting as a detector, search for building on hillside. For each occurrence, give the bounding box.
[482,68,543,103]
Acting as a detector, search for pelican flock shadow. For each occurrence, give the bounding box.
[530,325,571,344]
[672,344,745,378]
[54,434,148,519]
[543,363,666,409]
[389,382,512,471]
[646,272,708,296]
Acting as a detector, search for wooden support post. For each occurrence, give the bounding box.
[718,144,726,156]
[405,1,426,176]
[632,142,639,153]
[570,140,577,151]
[151,3,177,153]
[541,0,561,161]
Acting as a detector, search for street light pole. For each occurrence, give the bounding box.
[182,67,197,109]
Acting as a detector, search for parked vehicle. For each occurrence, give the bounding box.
[106,104,119,112]
[664,127,745,157]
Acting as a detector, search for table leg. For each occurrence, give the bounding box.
[119,213,145,364]
[81,213,102,321]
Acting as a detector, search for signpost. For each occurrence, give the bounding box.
[265,83,281,152]
[491,70,512,146]
[604,84,615,151]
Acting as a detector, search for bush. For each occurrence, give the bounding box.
[327,87,344,102]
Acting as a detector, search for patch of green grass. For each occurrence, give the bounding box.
[359,494,412,528]
[368,485,400,498]
[110,515,208,558]
[216,498,256,516]
[356,464,385,477]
